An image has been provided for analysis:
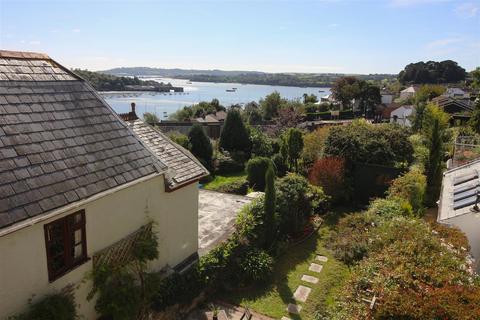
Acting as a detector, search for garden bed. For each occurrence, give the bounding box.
[202,172,248,194]
[218,212,350,320]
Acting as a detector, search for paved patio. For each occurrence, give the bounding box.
[198,189,253,256]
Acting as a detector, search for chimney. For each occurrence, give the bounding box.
[118,102,138,122]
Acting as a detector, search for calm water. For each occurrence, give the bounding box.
[102,77,331,119]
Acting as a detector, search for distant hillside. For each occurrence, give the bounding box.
[101,67,396,87]
[72,69,173,91]
[102,67,264,78]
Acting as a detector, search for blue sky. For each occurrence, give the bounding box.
[0,0,479,74]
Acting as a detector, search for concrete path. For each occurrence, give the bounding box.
[301,274,319,284]
[285,254,329,317]
[293,285,312,303]
[286,303,302,314]
[315,255,328,262]
[308,263,323,273]
[198,189,252,256]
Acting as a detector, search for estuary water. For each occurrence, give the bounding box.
[102,77,331,120]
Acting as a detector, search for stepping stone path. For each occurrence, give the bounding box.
[293,285,312,303]
[284,256,328,317]
[301,274,319,284]
[309,263,323,273]
[286,303,302,314]
[316,255,328,262]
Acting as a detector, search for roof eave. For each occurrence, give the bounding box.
[0,172,165,237]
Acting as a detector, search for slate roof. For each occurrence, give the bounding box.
[432,96,473,113]
[126,119,209,189]
[195,114,219,123]
[0,50,167,229]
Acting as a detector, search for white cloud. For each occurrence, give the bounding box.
[328,23,340,28]
[455,3,479,18]
[426,37,463,50]
[72,28,81,33]
[28,40,41,45]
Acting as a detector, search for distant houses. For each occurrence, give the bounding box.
[390,105,415,127]
[444,87,467,98]
[380,90,394,105]
[431,95,474,124]
[154,110,227,139]
[399,85,417,100]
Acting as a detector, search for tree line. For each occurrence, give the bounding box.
[72,69,173,91]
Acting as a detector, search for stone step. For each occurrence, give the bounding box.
[316,255,328,263]
[309,262,323,273]
[301,274,319,284]
[293,285,312,303]
[286,303,302,314]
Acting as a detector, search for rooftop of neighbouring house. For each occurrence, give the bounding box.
[0,50,169,230]
[431,95,473,113]
[118,109,209,189]
[438,159,480,221]
[401,86,417,93]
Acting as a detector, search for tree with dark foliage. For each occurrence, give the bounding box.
[398,60,466,84]
[219,109,251,154]
[264,163,276,247]
[188,124,213,170]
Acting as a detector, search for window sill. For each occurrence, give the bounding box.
[48,257,91,283]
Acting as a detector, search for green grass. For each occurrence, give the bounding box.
[202,172,247,191]
[219,209,352,320]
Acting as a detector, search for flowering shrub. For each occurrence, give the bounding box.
[308,157,346,202]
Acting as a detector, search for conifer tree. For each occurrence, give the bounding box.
[188,124,213,169]
[219,109,251,154]
[264,163,276,247]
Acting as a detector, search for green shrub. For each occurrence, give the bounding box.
[89,227,159,320]
[94,267,141,319]
[387,169,427,215]
[324,120,413,166]
[239,249,274,284]
[151,266,205,311]
[167,131,191,150]
[235,197,265,242]
[328,211,377,265]
[367,198,413,219]
[215,179,249,195]
[250,127,274,157]
[246,157,272,191]
[216,151,245,174]
[309,184,330,214]
[14,294,77,320]
[272,153,287,177]
[276,173,328,235]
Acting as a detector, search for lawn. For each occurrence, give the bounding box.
[218,209,351,320]
[202,172,247,191]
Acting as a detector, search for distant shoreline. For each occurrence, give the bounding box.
[102,67,397,89]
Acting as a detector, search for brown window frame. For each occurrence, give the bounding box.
[44,210,88,282]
